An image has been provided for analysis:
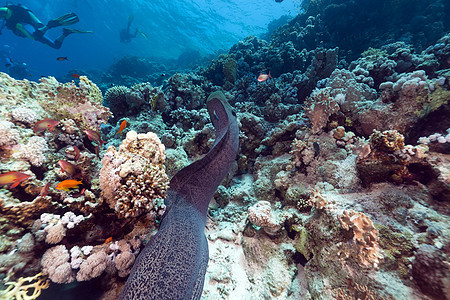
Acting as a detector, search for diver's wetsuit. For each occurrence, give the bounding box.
[0,4,78,49]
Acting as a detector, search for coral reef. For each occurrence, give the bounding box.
[1,2,449,299]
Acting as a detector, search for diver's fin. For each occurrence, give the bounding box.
[63,28,93,36]
[137,29,148,39]
[47,13,79,28]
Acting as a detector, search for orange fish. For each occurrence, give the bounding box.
[0,171,31,188]
[103,237,113,244]
[33,118,59,133]
[116,120,127,136]
[58,160,82,178]
[55,179,82,192]
[85,129,104,146]
[39,182,51,197]
[257,71,272,82]
[57,56,68,61]
[72,73,80,78]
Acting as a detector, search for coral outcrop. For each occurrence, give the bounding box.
[100,130,168,219]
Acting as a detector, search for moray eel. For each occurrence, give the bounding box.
[119,91,239,300]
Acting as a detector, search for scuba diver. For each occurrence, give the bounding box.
[0,4,92,49]
[120,14,138,43]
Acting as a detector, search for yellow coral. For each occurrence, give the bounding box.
[369,130,404,153]
[79,76,103,104]
[0,272,49,300]
[415,85,450,118]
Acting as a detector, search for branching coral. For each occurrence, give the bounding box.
[11,107,38,125]
[0,272,49,300]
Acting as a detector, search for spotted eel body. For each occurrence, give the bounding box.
[119,91,239,300]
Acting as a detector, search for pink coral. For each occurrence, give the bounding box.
[338,210,381,268]
[41,245,75,284]
[248,201,282,235]
[114,251,135,277]
[76,251,109,281]
[100,130,168,219]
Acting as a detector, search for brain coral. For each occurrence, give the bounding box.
[100,131,168,219]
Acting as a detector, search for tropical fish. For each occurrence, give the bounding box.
[116,120,127,136]
[0,172,31,188]
[313,142,320,158]
[72,145,81,161]
[103,237,113,244]
[71,188,86,198]
[257,71,272,82]
[94,145,100,159]
[57,56,68,61]
[33,119,59,133]
[55,179,82,192]
[39,182,51,197]
[58,160,82,178]
[85,129,104,146]
[72,73,80,78]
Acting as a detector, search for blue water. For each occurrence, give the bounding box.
[0,0,298,79]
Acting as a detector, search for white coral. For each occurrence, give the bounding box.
[76,251,108,281]
[13,136,48,166]
[11,107,38,125]
[248,201,282,235]
[0,121,19,146]
[41,245,75,283]
[44,223,66,244]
